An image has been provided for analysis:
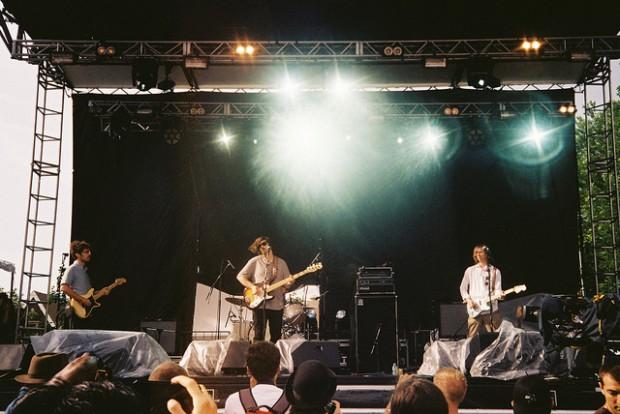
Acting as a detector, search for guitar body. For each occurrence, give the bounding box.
[242,263,323,310]
[70,289,101,319]
[68,277,127,319]
[243,287,273,310]
[465,284,527,319]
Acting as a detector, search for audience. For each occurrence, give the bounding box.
[389,376,447,414]
[224,341,287,414]
[511,375,551,414]
[149,361,192,414]
[285,359,340,414]
[597,362,620,414]
[168,375,217,414]
[433,368,467,414]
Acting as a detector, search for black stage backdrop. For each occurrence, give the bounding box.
[72,91,579,339]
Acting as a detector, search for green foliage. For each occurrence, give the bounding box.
[577,92,620,295]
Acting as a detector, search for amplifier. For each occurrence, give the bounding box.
[357,266,394,279]
[356,277,396,294]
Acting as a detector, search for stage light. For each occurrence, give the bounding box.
[96,43,116,57]
[132,59,159,91]
[245,45,255,55]
[397,136,404,144]
[526,125,546,146]
[531,40,541,51]
[236,45,246,55]
[521,38,542,53]
[382,44,403,57]
[558,104,576,115]
[253,138,259,145]
[184,56,208,69]
[279,77,300,96]
[425,57,447,68]
[467,59,501,89]
[157,65,175,92]
[443,106,460,116]
[190,104,206,116]
[422,126,443,150]
[50,52,75,64]
[162,118,185,145]
[521,40,531,50]
[218,129,234,148]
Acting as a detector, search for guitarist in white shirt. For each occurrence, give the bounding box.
[60,240,110,328]
[237,236,292,343]
[459,244,504,337]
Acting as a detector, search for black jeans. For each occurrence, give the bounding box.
[253,308,283,343]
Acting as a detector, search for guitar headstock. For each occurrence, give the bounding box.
[307,262,323,273]
[115,277,127,285]
[513,284,527,293]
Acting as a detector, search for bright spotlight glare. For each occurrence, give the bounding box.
[245,45,255,55]
[329,77,353,95]
[526,126,544,145]
[235,45,245,55]
[218,131,233,147]
[279,77,300,96]
[423,127,442,150]
[531,40,541,50]
[521,40,531,50]
[397,137,404,144]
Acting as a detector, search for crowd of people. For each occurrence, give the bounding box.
[4,340,619,414]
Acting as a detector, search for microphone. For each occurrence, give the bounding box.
[226,259,236,270]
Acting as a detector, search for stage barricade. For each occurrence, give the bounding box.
[30,330,170,378]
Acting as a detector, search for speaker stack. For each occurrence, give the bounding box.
[354,267,399,373]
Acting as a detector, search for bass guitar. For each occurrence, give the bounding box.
[465,284,527,318]
[70,277,127,319]
[244,263,323,309]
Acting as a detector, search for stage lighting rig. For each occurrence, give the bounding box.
[382,44,404,57]
[558,104,576,115]
[132,59,159,92]
[520,38,542,53]
[96,42,116,57]
[466,59,501,89]
[157,65,175,92]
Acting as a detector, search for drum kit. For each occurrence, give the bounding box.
[224,284,321,340]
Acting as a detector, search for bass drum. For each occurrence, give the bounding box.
[283,303,306,326]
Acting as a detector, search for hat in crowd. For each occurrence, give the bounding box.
[512,375,552,414]
[285,360,337,409]
[14,352,69,384]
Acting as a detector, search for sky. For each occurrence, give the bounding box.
[0,42,619,297]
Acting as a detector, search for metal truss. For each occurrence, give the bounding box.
[15,60,66,341]
[580,56,620,295]
[11,36,620,64]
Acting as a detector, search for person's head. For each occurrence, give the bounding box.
[433,368,467,408]
[246,341,281,384]
[599,363,620,414]
[249,236,272,256]
[70,240,92,263]
[55,380,147,414]
[147,361,193,414]
[472,244,491,264]
[285,360,337,413]
[15,352,69,385]
[389,377,448,414]
[511,375,551,414]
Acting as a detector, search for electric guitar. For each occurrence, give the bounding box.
[243,263,323,309]
[465,284,527,318]
[70,277,127,319]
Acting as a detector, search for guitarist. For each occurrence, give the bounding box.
[459,244,504,337]
[60,240,110,328]
[237,236,292,343]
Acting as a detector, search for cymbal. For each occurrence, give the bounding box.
[225,297,246,306]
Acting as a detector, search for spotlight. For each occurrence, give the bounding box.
[235,44,255,56]
[157,65,175,92]
[184,56,208,69]
[96,43,116,57]
[382,44,404,57]
[443,106,460,116]
[467,59,501,89]
[245,45,255,55]
[218,129,234,147]
[558,104,576,115]
[162,118,185,145]
[50,52,75,64]
[132,59,159,91]
[521,38,542,53]
[252,138,259,145]
[526,125,546,145]
[236,45,246,55]
[189,104,206,116]
[397,136,404,144]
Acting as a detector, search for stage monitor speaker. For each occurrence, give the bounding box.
[221,341,250,374]
[439,303,468,338]
[140,320,177,355]
[292,341,340,370]
[354,295,398,373]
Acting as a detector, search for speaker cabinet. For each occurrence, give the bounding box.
[140,320,177,354]
[439,303,468,339]
[292,341,340,370]
[221,341,250,374]
[354,295,398,373]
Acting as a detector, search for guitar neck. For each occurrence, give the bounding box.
[267,270,309,292]
[92,281,121,300]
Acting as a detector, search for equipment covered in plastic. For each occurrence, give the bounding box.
[31,330,170,378]
[418,321,547,380]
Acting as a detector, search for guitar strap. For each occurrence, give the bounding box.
[490,266,497,313]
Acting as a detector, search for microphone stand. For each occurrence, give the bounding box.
[206,260,234,340]
[487,264,494,333]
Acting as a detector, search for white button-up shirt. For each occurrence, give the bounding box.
[460,263,502,314]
